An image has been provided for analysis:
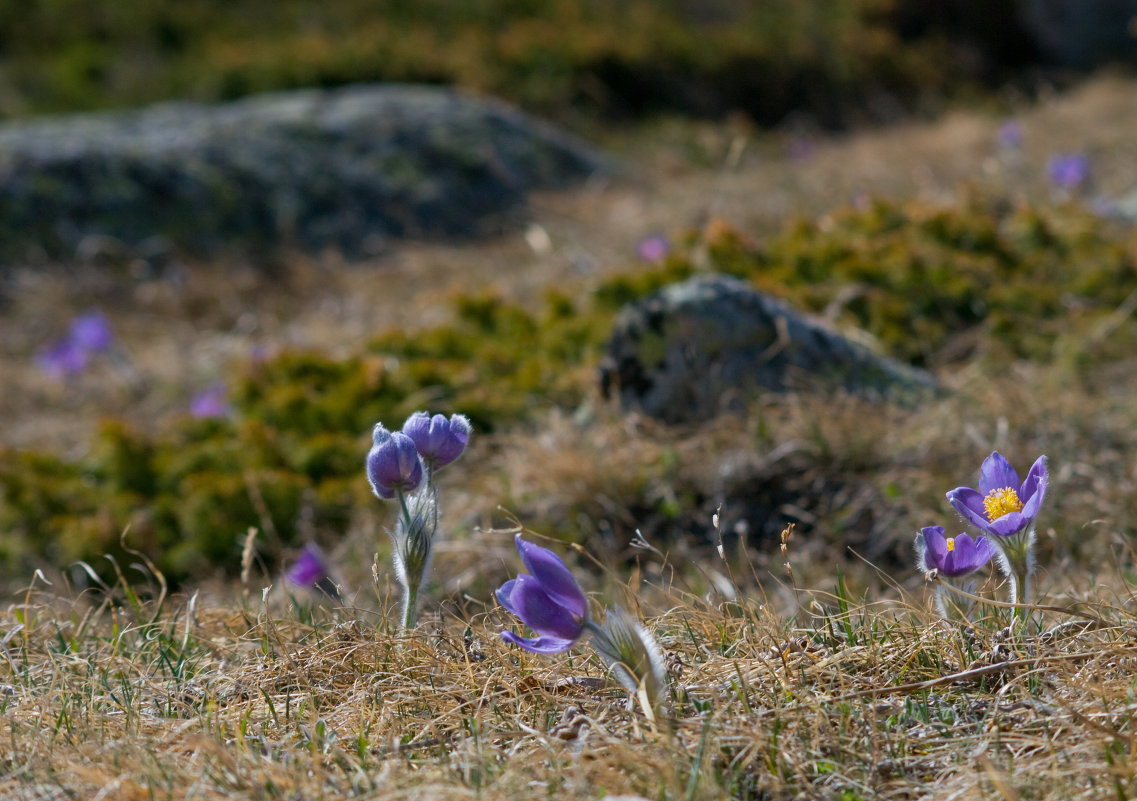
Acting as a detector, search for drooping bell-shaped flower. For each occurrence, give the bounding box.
[401,411,471,471]
[285,543,341,600]
[366,425,424,500]
[497,534,589,653]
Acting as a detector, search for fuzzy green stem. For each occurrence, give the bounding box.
[401,579,420,630]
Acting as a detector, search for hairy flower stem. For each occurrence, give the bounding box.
[395,488,425,629]
[993,525,1036,622]
[401,580,420,630]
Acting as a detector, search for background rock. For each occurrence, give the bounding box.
[0,84,607,264]
[599,274,936,424]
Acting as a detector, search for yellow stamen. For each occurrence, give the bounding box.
[946,537,955,553]
[983,487,1023,521]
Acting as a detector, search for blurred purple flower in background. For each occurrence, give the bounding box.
[190,383,230,419]
[497,534,589,653]
[636,234,669,264]
[69,311,114,352]
[286,543,341,600]
[1048,153,1090,190]
[997,120,1023,149]
[35,309,114,380]
[36,338,89,380]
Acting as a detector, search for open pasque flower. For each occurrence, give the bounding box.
[915,526,994,578]
[497,534,589,653]
[946,451,1047,538]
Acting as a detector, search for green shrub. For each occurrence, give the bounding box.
[0,0,1043,127]
[2,196,1134,582]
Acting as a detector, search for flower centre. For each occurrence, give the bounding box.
[983,487,1023,521]
[946,537,955,553]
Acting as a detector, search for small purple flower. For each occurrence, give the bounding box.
[915,526,994,578]
[497,534,589,653]
[947,451,1048,538]
[190,384,229,419]
[997,120,1023,149]
[36,338,89,380]
[366,425,424,499]
[69,311,114,352]
[286,543,331,587]
[635,234,669,264]
[401,411,471,471]
[1048,153,1090,190]
[286,543,341,600]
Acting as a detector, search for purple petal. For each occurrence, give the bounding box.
[514,534,588,621]
[500,630,576,653]
[988,512,1028,537]
[979,452,1020,496]
[1019,455,1047,519]
[496,574,584,641]
[946,487,993,532]
[402,412,449,456]
[919,526,948,572]
[432,414,471,468]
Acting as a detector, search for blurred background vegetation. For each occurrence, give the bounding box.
[2,0,1137,589]
[0,0,1123,129]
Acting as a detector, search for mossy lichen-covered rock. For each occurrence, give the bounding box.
[599,274,936,423]
[0,84,607,262]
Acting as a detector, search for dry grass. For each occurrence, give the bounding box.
[3,523,1137,801]
[4,74,1137,799]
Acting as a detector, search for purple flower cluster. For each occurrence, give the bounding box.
[367,411,471,628]
[917,450,1048,616]
[37,311,114,380]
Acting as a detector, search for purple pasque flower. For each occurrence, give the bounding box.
[401,411,471,471]
[36,337,89,380]
[286,543,331,587]
[915,526,994,578]
[69,311,114,352]
[497,534,589,653]
[635,234,669,264]
[366,424,424,499]
[946,451,1047,538]
[285,543,341,600]
[190,383,229,419]
[1048,153,1090,190]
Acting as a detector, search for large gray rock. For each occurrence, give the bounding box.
[1020,0,1137,69]
[0,84,607,262]
[599,274,935,423]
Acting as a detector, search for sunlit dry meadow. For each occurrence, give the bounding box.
[3,72,1137,801]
